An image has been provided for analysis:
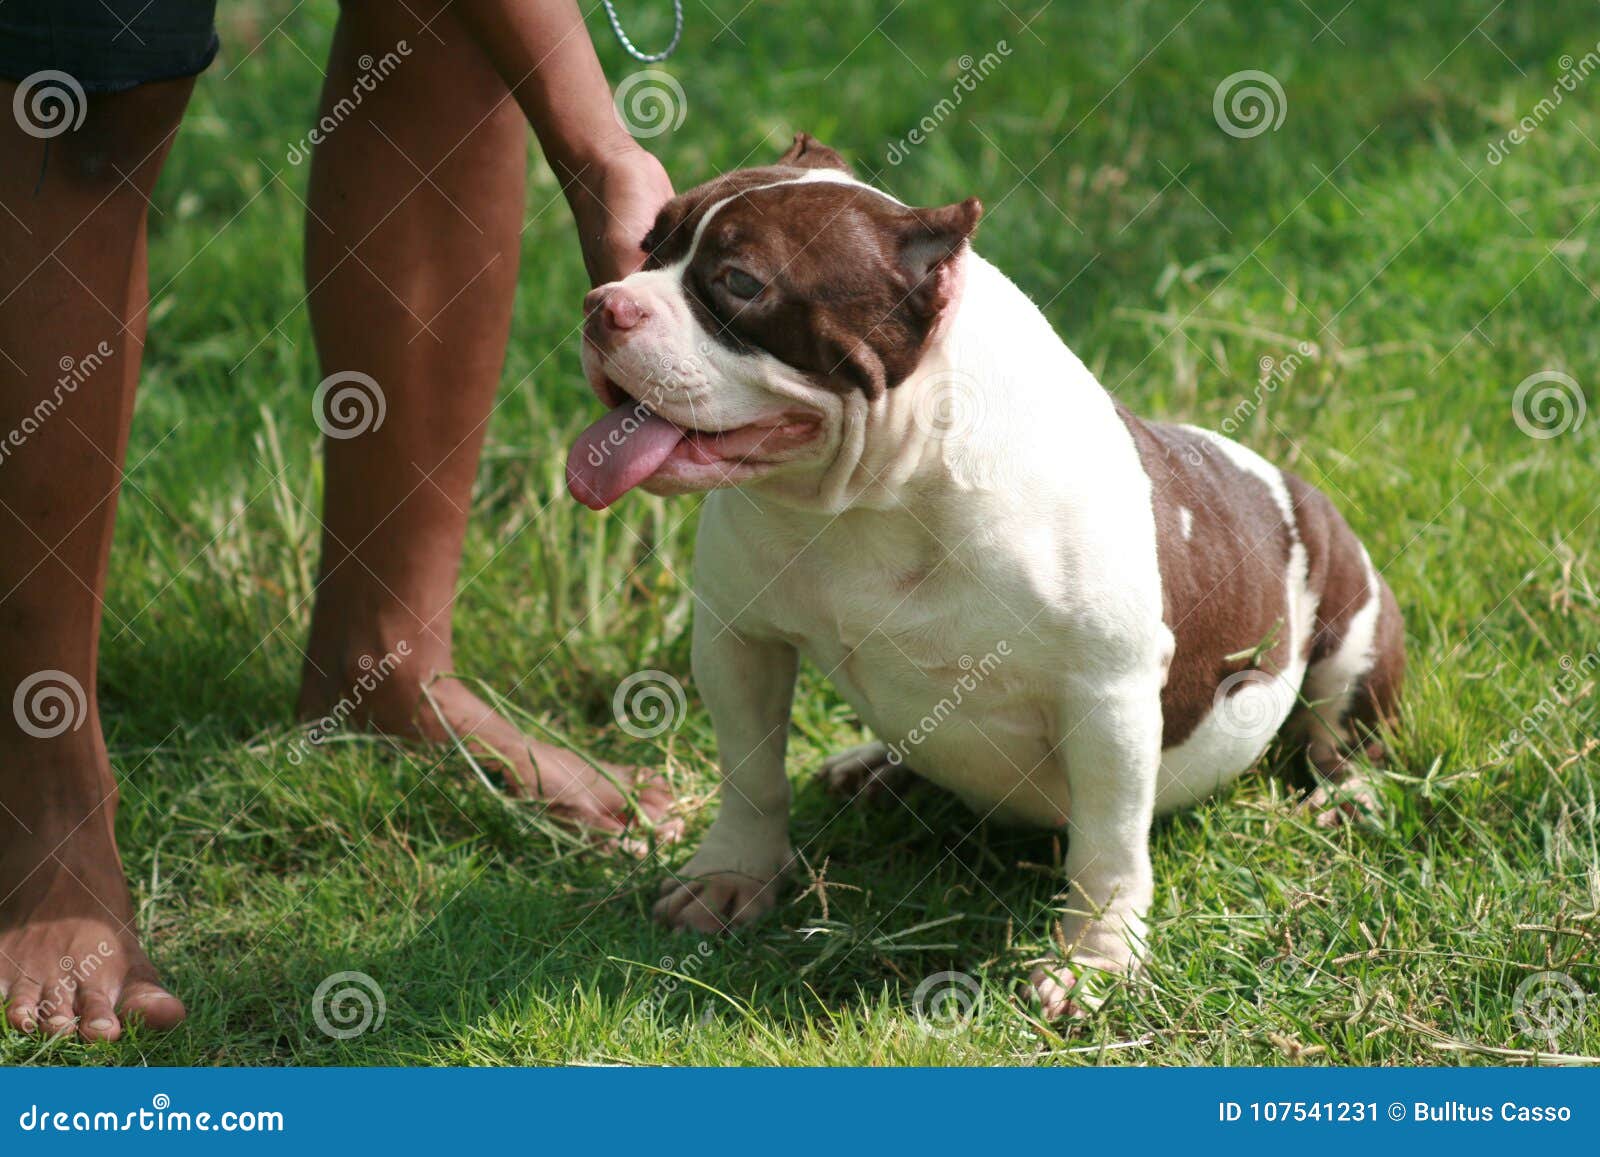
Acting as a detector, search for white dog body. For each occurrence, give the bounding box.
[568,139,1402,1013]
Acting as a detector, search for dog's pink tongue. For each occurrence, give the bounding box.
[566,403,685,509]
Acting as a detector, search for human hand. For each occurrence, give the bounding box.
[567,145,674,286]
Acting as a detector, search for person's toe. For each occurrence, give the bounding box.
[76,990,121,1042]
[5,979,42,1033]
[118,970,186,1032]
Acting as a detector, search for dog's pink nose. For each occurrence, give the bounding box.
[586,286,647,334]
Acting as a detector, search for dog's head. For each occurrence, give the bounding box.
[566,134,982,508]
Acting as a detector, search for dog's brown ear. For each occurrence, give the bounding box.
[899,197,982,284]
[897,197,983,319]
[777,132,852,174]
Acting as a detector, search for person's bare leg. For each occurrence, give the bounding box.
[297,2,677,840]
[0,78,192,1039]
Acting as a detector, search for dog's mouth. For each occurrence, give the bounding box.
[566,376,820,509]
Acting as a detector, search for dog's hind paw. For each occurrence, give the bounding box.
[820,741,914,802]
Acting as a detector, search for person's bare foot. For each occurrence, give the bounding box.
[0,743,186,1041]
[298,661,682,845]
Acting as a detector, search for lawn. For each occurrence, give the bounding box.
[8,0,1599,1066]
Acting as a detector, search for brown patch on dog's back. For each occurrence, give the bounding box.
[1115,410,1298,747]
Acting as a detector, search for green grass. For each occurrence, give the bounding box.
[10,0,1599,1066]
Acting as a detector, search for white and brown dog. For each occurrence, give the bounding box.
[567,136,1404,1016]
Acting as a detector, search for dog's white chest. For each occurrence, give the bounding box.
[695,498,1090,825]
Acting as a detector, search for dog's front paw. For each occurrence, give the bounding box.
[1026,960,1126,1019]
[653,845,794,934]
[1028,913,1147,1019]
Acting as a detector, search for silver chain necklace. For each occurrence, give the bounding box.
[600,0,684,63]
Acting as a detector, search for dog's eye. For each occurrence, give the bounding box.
[721,268,765,300]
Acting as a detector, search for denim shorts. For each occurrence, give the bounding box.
[0,0,219,95]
